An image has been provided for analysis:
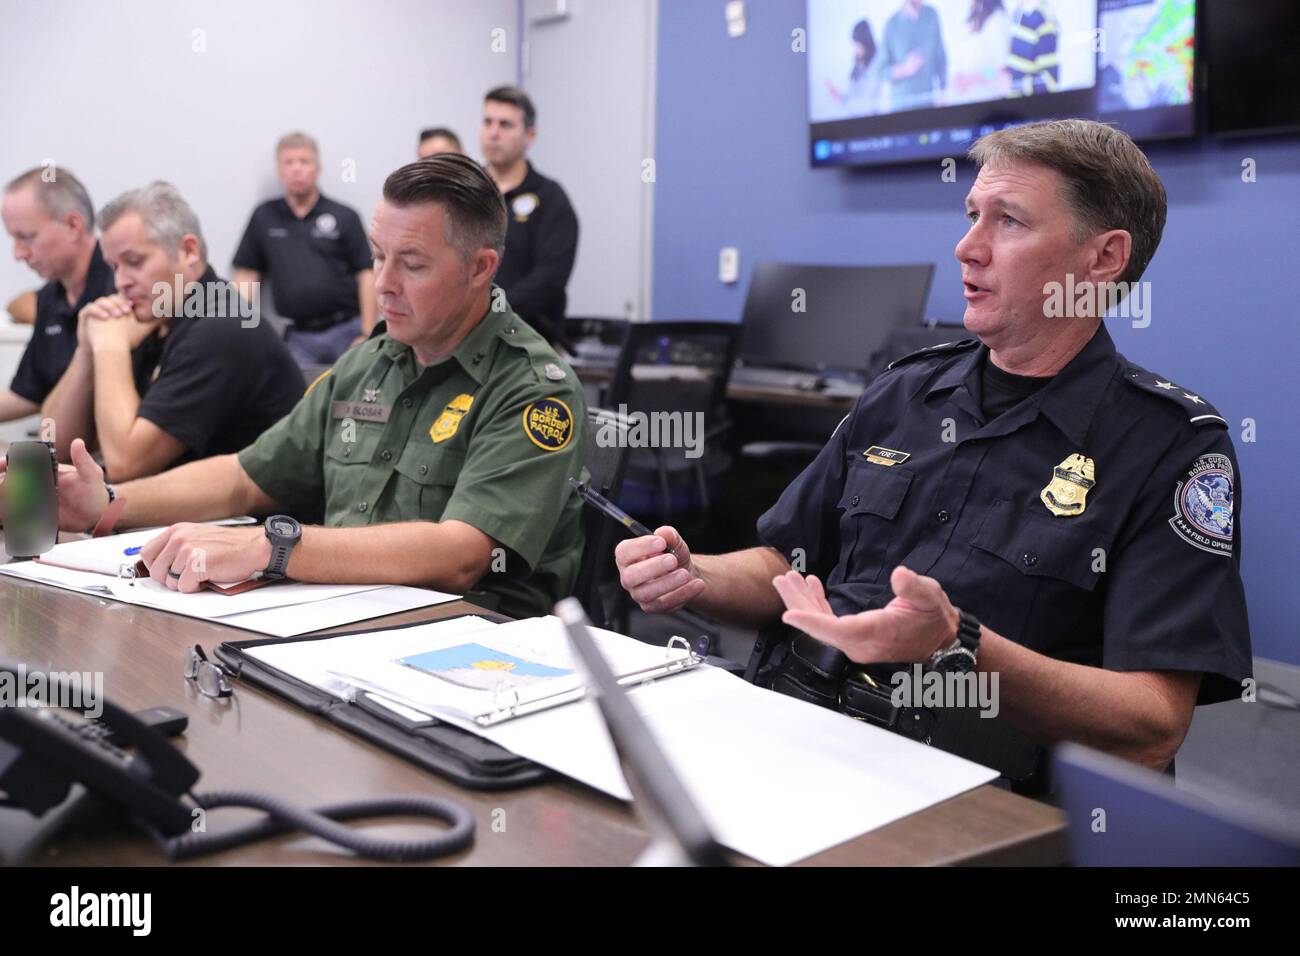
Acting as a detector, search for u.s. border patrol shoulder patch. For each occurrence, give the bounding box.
[522,397,573,451]
[1169,453,1234,556]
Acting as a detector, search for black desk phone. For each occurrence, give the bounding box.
[0,658,474,862]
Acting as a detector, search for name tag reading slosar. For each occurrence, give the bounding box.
[332,401,391,423]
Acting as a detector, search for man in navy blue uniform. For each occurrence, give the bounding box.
[615,120,1250,781]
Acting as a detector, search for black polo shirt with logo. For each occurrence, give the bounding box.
[495,162,579,346]
[132,267,305,465]
[9,243,117,403]
[232,194,371,329]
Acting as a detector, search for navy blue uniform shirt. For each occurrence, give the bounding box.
[757,324,1251,705]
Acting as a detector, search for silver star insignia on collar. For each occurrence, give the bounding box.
[1154,380,1177,390]
[1183,392,1204,405]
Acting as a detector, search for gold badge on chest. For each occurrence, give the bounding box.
[430,393,475,443]
[1041,454,1096,517]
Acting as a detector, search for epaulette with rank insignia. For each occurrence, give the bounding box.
[496,318,573,385]
[885,338,979,371]
[1121,365,1228,428]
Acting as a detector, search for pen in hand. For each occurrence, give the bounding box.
[567,478,680,560]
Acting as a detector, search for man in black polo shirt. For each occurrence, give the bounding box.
[0,167,119,427]
[480,86,579,349]
[233,132,376,365]
[45,181,304,482]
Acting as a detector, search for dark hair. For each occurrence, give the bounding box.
[969,119,1168,286]
[419,127,462,150]
[382,153,507,261]
[484,85,537,128]
[968,0,1004,32]
[851,20,876,81]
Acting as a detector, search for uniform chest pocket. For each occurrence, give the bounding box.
[836,464,914,585]
[965,499,1110,648]
[322,422,383,504]
[391,446,466,521]
[970,500,1106,592]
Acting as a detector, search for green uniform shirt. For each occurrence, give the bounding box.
[238,299,589,618]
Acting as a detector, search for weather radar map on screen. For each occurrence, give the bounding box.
[808,0,1195,167]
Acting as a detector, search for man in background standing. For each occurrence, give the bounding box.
[480,86,579,349]
[418,127,462,158]
[233,132,376,364]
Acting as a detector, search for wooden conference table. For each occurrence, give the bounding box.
[0,539,1066,866]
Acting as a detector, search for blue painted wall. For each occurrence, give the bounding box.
[653,0,1299,664]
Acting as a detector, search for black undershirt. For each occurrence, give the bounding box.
[980,354,1053,419]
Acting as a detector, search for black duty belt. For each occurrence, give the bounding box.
[767,632,1043,783]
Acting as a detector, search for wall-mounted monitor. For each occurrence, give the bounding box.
[807,0,1197,168]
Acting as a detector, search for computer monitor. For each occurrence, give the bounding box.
[1054,743,1300,867]
[737,261,935,374]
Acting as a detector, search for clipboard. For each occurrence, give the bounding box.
[212,614,551,790]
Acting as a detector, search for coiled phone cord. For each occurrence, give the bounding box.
[155,790,475,862]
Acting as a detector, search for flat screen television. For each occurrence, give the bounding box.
[807,0,1198,167]
[1203,0,1300,136]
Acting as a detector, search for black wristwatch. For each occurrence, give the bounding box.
[261,515,302,581]
[929,608,981,674]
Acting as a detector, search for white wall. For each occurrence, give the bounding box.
[0,0,518,298]
[521,0,657,320]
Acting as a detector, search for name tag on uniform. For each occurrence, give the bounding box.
[332,401,391,423]
[863,445,910,466]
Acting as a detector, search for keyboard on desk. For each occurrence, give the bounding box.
[729,366,825,391]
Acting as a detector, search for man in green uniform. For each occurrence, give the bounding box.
[31,154,588,618]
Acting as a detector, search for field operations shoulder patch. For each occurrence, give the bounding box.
[522,397,573,451]
[1169,453,1234,556]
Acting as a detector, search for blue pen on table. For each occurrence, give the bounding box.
[567,478,679,559]
[123,545,143,556]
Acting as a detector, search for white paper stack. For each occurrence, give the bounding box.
[0,527,459,636]
[247,615,1001,865]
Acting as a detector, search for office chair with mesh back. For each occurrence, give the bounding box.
[572,407,635,628]
[605,321,740,520]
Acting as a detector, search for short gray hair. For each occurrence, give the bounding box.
[968,119,1167,286]
[4,166,95,230]
[98,181,208,261]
